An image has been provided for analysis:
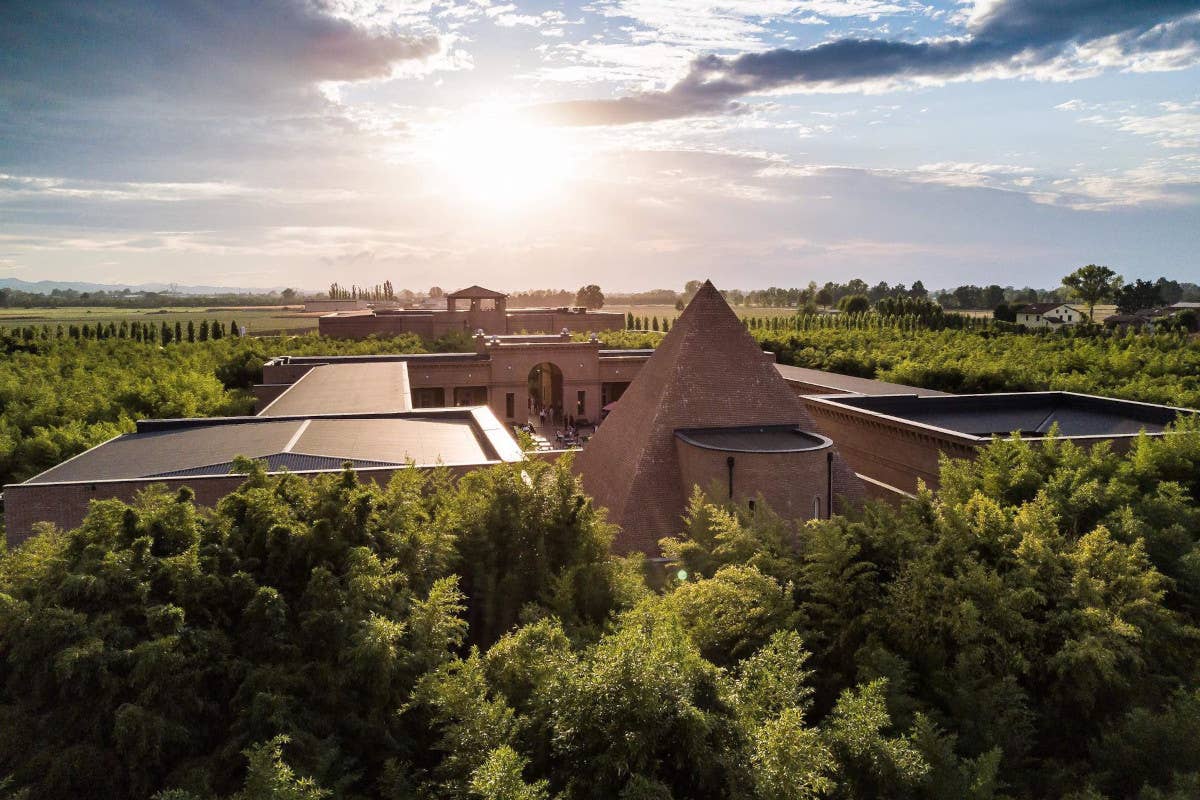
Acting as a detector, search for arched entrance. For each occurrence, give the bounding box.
[528,362,563,425]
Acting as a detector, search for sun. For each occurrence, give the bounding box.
[424,107,577,210]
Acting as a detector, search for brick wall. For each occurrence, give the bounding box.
[505,311,625,334]
[803,400,977,493]
[319,309,624,339]
[253,384,291,408]
[4,463,486,549]
[261,362,317,385]
[675,439,833,523]
[802,398,1155,496]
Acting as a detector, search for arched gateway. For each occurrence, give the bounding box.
[528,362,563,423]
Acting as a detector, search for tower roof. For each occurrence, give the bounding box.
[575,280,860,553]
[448,285,508,299]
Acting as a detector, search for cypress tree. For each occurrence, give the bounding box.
[652,316,660,332]
[230,319,240,338]
[212,320,223,340]
[161,322,171,344]
[199,320,209,341]
[175,321,183,343]
[626,311,634,329]
[187,320,195,342]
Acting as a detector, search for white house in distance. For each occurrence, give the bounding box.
[1016,302,1086,328]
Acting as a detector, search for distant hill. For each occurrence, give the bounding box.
[0,278,295,296]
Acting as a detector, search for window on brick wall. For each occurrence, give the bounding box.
[576,390,585,416]
[505,392,515,418]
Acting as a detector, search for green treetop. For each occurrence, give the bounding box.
[1063,264,1122,320]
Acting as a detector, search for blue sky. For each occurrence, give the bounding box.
[1,0,1198,291]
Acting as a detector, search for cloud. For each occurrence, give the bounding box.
[0,173,361,205]
[534,0,1200,125]
[587,1,911,50]
[0,0,441,110]
[1056,97,1200,151]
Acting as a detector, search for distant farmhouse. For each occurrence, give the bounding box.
[1015,302,1086,328]
[5,283,1195,552]
[1105,302,1200,332]
[318,284,625,339]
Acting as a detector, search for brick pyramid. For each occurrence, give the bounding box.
[575,280,861,553]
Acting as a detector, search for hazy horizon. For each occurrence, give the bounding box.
[3,0,1199,291]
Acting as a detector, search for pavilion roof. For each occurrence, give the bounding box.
[448,285,508,299]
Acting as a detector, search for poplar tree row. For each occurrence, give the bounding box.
[328,281,395,300]
[625,314,673,332]
[1,318,241,346]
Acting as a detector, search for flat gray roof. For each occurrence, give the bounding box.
[676,425,831,453]
[260,362,412,417]
[265,353,486,366]
[814,392,1192,440]
[20,409,521,486]
[774,364,950,397]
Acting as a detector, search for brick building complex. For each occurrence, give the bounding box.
[318,285,625,339]
[255,333,647,429]
[5,282,1195,552]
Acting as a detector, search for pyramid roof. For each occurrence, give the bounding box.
[448,285,508,299]
[575,281,861,553]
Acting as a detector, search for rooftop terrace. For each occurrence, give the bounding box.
[22,408,523,486]
[260,362,412,417]
[814,391,1192,440]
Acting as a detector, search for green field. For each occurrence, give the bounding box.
[0,305,321,335]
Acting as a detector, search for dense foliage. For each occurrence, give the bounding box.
[3,424,1200,798]
[2,293,1199,798]
[0,332,427,487]
[596,325,1200,409]
[759,327,1200,408]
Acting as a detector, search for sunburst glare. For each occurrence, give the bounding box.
[423,106,578,211]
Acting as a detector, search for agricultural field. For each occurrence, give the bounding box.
[0,305,321,335]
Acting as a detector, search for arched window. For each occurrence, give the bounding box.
[812,496,821,519]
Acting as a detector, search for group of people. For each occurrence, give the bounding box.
[554,425,587,447]
[535,404,562,426]
[529,399,594,447]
